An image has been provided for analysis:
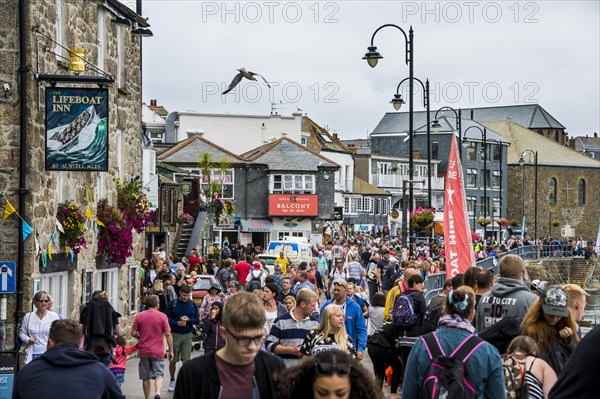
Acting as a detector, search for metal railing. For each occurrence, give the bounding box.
[424,272,446,303]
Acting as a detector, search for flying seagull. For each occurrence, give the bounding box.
[222,67,271,94]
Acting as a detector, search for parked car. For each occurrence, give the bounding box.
[257,254,276,274]
[191,275,223,306]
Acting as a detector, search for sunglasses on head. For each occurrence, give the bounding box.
[315,362,351,376]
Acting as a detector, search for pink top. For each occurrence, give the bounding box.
[132,309,171,358]
[109,343,139,370]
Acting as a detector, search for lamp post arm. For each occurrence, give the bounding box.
[370,24,411,64]
[395,76,427,106]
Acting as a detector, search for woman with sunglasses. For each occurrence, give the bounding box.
[19,291,60,364]
[300,304,356,358]
[276,349,379,399]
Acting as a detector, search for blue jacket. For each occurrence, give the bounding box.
[165,298,200,334]
[402,326,506,399]
[14,344,124,399]
[320,297,367,353]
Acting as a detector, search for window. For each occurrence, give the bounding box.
[466,169,477,188]
[161,187,177,225]
[548,178,557,204]
[480,144,488,161]
[465,142,477,161]
[202,170,235,198]
[491,144,502,161]
[381,198,390,216]
[377,162,393,175]
[362,197,373,213]
[466,197,476,215]
[278,231,304,240]
[271,174,315,194]
[129,265,137,314]
[578,179,586,205]
[40,272,68,317]
[492,170,501,189]
[344,197,361,215]
[492,198,500,217]
[432,141,439,160]
[82,270,94,305]
[96,269,119,310]
[415,165,428,178]
[301,137,307,145]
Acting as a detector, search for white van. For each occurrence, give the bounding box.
[265,237,314,264]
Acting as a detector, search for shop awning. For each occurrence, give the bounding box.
[240,219,273,233]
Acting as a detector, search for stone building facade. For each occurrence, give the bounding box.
[0,0,149,347]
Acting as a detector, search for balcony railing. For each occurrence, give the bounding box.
[370,174,445,190]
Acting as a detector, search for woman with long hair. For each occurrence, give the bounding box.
[506,335,557,399]
[520,285,579,375]
[275,349,379,399]
[300,304,357,358]
[402,286,505,399]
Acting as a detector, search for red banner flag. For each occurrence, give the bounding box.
[444,135,474,279]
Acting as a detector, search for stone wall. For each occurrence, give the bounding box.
[506,164,600,239]
[0,1,144,343]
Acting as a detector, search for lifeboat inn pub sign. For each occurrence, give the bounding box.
[45,87,109,171]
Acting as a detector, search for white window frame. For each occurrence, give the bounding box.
[96,269,119,310]
[116,129,122,179]
[278,231,305,240]
[270,174,315,194]
[467,196,477,215]
[466,169,477,188]
[201,170,235,199]
[128,265,138,314]
[363,197,373,214]
[116,24,125,87]
[97,6,106,68]
[492,170,501,189]
[492,198,501,217]
[40,272,68,318]
[377,162,392,175]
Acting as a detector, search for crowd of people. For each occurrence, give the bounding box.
[12,232,599,399]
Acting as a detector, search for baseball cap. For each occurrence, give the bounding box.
[389,256,398,263]
[540,286,569,317]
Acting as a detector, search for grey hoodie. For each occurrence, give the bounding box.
[476,277,538,332]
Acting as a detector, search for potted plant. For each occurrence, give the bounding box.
[496,218,509,228]
[410,207,435,231]
[56,202,86,254]
[477,217,492,227]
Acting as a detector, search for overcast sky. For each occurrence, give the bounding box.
[138,1,599,139]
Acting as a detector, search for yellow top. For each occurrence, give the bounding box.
[275,256,289,274]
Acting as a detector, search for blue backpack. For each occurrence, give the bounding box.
[392,292,418,328]
[419,332,484,399]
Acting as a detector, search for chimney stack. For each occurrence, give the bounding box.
[333,133,338,140]
[150,99,157,106]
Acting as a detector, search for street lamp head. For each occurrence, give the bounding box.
[362,46,383,68]
[431,119,441,133]
[390,94,405,111]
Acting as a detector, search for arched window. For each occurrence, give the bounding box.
[578,179,586,205]
[548,178,557,204]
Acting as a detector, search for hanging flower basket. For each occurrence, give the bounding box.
[477,217,491,227]
[116,178,155,234]
[177,213,195,225]
[509,219,520,227]
[410,207,435,231]
[56,202,86,254]
[96,198,133,266]
[552,220,561,227]
[496,218,509,228]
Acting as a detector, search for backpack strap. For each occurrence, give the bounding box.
[421,332,446,360]
[450,334,485,363]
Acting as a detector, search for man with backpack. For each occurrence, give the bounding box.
[215,260,232,291]
[246,262,266,291]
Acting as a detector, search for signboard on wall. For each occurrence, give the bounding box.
[269,194,319,217]
[45,87,109,171]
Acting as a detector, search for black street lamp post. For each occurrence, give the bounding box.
[391,77,431,208]
[363,24,415,254]
[519,150,538,242]
[432,107,462,160]
[463,126,488,237]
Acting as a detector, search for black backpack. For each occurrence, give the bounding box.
[423,302,444,333]
[478,316,521,355]
[247,270,264,291]
[420,332,484,399]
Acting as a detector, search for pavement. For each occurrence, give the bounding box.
[118,346,396,398]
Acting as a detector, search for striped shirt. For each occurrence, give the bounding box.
[265,311,319,367]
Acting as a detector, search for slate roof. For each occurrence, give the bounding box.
[574,136,600,152]
[481,120,600,167]
[241,137,339,171]
[353,177,390,196]
[371,104,565,136]
[302,116,351,153]
[157,135,244,165]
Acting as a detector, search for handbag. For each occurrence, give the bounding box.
[16,313,31,354]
